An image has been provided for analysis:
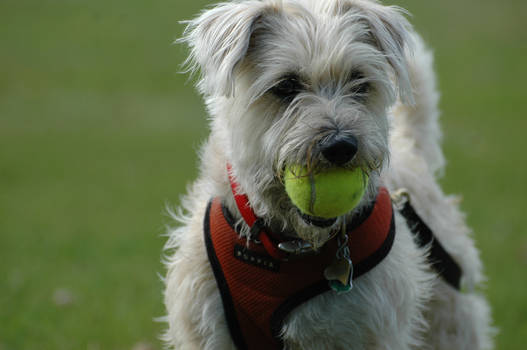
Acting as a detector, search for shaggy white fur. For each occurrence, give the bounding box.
[163,0,495,348]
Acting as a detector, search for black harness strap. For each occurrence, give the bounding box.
[399,201,462,290]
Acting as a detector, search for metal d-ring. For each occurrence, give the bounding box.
[391,188,410,211]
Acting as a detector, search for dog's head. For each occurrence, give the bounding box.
[182,0,413,246]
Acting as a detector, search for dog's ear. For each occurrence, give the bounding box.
[350,0,415,104]
[180,2,268,97]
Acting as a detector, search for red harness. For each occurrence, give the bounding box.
[204,187,395,350]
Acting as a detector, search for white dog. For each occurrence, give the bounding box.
[163,0,494,349]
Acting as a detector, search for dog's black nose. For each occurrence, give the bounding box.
[320,134,358,165]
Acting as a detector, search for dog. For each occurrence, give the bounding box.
[162,0,494,349]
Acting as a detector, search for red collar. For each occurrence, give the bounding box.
[227,164,291,260]
[204,167,395,349]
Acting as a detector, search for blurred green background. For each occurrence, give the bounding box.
[1,0,525,349]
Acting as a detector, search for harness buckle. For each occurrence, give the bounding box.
[249,219,265,243]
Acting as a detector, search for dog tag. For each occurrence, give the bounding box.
[324,257,353,293]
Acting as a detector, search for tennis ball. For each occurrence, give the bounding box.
[284,165,368,219]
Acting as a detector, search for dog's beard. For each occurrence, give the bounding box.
[290,214,342,249]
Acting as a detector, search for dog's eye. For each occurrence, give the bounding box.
[349,71,370,98]
[271,75,302,101]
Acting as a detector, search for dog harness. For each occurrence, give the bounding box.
[204,188,395,350]
[204,169,462,350]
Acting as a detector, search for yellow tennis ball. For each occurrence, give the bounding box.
[284,166,369,219]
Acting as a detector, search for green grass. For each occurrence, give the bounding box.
[396,1,527,348]
[1,0,526,349]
